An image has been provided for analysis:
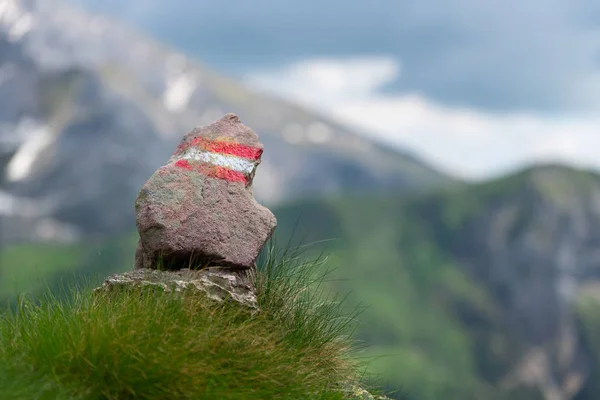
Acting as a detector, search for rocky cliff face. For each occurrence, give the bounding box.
[0,0,450,245]
[272,164,600,400]
[404,165,600,399]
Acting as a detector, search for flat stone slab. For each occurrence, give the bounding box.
[94,268,258,310]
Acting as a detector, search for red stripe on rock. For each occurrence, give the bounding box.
[174,159,248,184]
[208,166,247,183]
[174,159,193,171]
[174,137,262,160]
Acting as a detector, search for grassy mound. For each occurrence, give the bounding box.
[0,246,379,400]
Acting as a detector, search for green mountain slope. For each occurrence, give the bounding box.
[3,164,600,399]
[273,164,600,400]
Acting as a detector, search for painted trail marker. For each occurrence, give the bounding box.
[171,137,263,185]
[134,113,277,270]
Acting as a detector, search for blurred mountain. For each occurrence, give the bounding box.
[4,163,600,399]
[0,0,451,245]
[272,164,600,400]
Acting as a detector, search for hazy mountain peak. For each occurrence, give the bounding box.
[0,0,450,245]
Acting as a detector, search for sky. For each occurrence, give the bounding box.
[69,0,600,180]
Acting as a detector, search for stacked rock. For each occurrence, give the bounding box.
[134,113,277,271]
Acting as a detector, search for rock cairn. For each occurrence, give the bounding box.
[96,114,276,308]
[134,113,277,271]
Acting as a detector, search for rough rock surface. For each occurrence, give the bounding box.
[134,114,277,270]
[93,268,258,309]
[341,383,392,400]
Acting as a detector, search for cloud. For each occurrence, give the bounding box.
[244,57,600,179]
[71,0,600,113]
[281,57,399,98]
[68,0,163,25]
[68,0,600,177]
[246,56,400,102]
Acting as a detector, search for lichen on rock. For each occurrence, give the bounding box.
[341,382,393,400]
[93,267,258,310]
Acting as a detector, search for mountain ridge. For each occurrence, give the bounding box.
[2,162,600,399]
[271,162,600,400]
[0,0,451,246]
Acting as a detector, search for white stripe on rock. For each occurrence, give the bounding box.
[177,147,257,174]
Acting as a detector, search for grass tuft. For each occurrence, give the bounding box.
[0,243,368,400]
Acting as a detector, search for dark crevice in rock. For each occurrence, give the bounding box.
[153,250,224,271]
